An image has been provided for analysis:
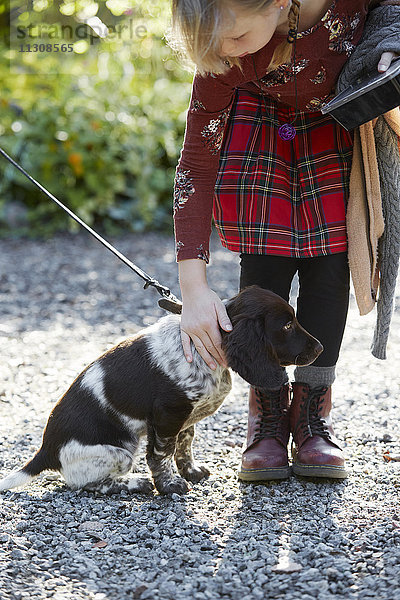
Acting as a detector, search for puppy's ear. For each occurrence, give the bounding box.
[222,317,286,389]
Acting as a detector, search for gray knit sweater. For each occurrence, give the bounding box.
[337,5,400,359]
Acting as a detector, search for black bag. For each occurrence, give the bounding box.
[321,57,400,130]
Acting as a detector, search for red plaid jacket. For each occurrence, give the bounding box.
[174,0,371,262]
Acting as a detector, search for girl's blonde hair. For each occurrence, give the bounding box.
[169,0,301,75]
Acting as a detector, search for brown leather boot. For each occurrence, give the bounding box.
[290,383,347,479]
[238,385,291,481]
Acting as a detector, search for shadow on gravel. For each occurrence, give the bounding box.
[208,478,358,597]
[0,457,397,599]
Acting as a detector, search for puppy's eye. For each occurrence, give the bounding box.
[282,321,293,331]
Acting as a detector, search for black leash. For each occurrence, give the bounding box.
[0,146,182,314]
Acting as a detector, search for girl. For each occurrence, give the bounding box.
[170,0,398,481]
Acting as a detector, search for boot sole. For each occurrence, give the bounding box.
[237,466,291,481]
[292,463,348,479]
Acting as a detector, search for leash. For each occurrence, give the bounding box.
[0,146,183,314]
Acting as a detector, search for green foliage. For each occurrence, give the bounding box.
[0,0,193,235]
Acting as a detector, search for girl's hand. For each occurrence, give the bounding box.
[378,51,399,72]
[180,287,232,370]
[178,259,232,370]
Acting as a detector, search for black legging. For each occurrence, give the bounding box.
[239,252,350,367]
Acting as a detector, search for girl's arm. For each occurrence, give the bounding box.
[173,68,246,367]
[173,70,239,264]
[174,79,235,369]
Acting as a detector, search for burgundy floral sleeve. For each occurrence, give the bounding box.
[173,71,239,262]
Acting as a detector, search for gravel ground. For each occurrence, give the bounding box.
[0,231,399,600]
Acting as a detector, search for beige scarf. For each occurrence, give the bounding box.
[347,107,400,315]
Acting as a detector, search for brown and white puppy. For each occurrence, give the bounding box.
[0,286,322,496]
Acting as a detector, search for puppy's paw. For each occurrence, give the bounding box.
[126,476,154,494]
[155,476,190,496]
[83,476,154,495]
[84,478,122,495]
[180,464,210,483]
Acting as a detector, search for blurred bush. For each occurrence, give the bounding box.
[0,0,193,235]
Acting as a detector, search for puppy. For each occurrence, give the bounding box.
[0,286,322,496]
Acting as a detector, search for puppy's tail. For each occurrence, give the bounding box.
[0,449,48,492]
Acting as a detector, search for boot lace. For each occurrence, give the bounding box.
[253,388,287,443]
[297,386,330,439]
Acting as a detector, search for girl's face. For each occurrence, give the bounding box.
[219,0,288,58]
